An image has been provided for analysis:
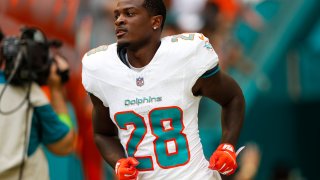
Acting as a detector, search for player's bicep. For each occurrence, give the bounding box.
[193,71,243,106]
[89,93,118,136]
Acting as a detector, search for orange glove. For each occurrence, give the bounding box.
[209,143,237,176]
[115,157,139,180]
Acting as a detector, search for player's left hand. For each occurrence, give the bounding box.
[209,143,237,176]
[115,157,139,180]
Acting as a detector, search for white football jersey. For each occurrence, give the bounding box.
[82,33,221,180]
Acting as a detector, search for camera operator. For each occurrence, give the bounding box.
[0,27,75,180]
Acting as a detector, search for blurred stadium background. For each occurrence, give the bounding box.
[1,0,320,179]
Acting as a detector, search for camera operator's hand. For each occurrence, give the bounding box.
[47,54,69,87]
[47,62,61,87]
[54,54,69,73]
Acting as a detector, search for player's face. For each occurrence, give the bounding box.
[114,0,154,47]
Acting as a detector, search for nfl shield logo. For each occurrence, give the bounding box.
[136,77,144,87]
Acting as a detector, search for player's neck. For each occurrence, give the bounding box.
[126,40,161,68]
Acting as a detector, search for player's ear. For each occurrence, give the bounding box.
[151,15,162,30]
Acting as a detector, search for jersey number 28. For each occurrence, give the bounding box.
[115,106,190,171]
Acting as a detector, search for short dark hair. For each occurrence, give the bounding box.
[143,0,167,30]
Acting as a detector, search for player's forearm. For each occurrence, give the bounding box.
[220,93,245,146]
[94,133,126,168]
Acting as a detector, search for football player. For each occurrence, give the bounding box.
[82,0,245,179]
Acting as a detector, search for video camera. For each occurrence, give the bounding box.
[0,27,68,86]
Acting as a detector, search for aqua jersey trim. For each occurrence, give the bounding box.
[201,65,220,78]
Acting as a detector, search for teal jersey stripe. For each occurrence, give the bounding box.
[201,65,220,78]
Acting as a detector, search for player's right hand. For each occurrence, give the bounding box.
[115,157,139,180]
[209,144,237,176]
